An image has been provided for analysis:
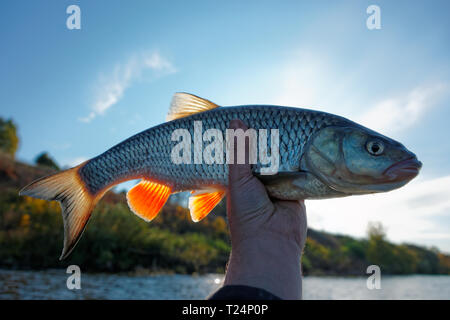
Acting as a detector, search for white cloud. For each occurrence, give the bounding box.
[80,52,176,123]
[306,175,450,252]
[272,51,450,252]
[273,51,448,136]
[357,84,448,134]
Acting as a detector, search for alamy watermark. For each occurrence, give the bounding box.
[366,5,381,30]
[170,121,280,175]
[66,5,81,30]
[66,265,81,290]
[366,265,381,290]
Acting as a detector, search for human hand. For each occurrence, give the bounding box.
[223,119,308,300]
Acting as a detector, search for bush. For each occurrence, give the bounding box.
[0,118,19,158]
[1,188,449,275]
[34,152,59,170]
[0,190,230,273]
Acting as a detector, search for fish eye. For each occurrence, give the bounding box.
[366,140,384,156]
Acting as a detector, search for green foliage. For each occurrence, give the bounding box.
[0,118,447,275]
[365,221,419,274]
[34,152,59,170]
[0,118,19,157]
[0,188,449,275]
[0,189,230,273]
[301,221,449,276]
[362,221,448,275]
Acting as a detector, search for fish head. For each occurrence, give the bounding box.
[303,125,422,194]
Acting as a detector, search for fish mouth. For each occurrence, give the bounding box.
[383,157,422,182]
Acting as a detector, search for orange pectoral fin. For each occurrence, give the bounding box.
[188,190,226,222]
[126,180,172,222]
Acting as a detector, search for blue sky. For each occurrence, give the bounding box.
[1,0,450,251]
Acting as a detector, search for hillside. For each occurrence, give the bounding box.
[0,152,449,275]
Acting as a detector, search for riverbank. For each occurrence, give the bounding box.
[1,153,449,276]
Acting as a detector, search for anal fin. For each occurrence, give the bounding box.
[127,180,172,222]
[188,190,226,222]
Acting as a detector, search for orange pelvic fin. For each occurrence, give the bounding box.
[126,180,172,222]
[188,190,226,222]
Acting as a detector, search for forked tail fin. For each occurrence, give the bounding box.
[19,163,98,260]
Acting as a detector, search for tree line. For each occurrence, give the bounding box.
[0,116,449,275]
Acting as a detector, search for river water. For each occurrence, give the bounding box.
[0,269,449,300]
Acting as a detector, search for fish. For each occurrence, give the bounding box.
[19,93,422,259]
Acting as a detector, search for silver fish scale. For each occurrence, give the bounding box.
[79,105,347,194]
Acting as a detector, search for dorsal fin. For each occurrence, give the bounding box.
[166,93,220,121]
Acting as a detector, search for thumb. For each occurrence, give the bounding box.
[228,119,253,187]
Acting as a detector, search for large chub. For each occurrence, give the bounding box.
[19,162,99,260]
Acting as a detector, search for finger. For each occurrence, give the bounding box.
[226,119,275,222]
[273,200,307,248]
[228,119,253,186]
[275,199,305,213]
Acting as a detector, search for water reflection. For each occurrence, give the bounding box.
[1,269,449,300]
